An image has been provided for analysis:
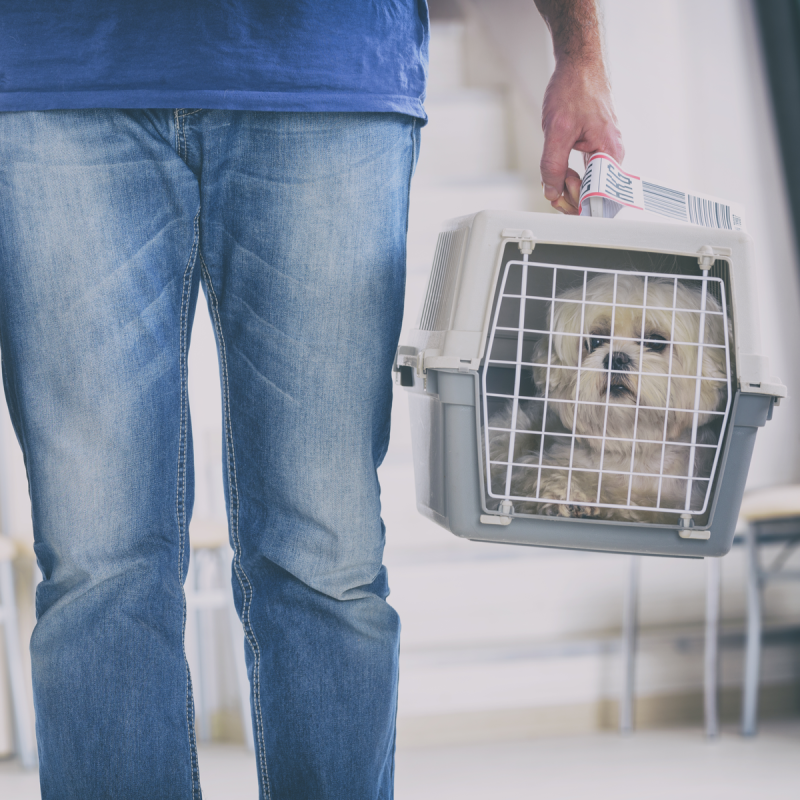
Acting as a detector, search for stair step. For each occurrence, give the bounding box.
[418,89,510,180]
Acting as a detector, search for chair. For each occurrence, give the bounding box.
[737,485,800,735]
[185,519,254,750]
[619,555,640,734]
[703,484,800,737]
[0,534,37,768]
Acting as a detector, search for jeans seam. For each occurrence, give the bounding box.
[199,251,273,800]
[179,211,202,800]
[174,109,189,162]
[173,110,181,161]
[411,118,419,177]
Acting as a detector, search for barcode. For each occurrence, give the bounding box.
[687,195,732,230]
[642,181,687,221]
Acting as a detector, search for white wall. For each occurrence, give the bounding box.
[600,0,800,487]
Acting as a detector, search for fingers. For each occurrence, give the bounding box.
[545,166,582,216]
[564,168,582,207]
[551,194,579,215]
[600,132,625,165]
[581,132,625,167]
[540,117,575,203]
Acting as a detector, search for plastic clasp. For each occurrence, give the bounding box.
[517,230,535,255]
[502,228,536,255]
[394,346,423,386]
[678,513,711,540]
[479,499,514,526]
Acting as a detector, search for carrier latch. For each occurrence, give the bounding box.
[394,346,423,387]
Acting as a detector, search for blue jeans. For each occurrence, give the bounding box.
[0,109,419,800]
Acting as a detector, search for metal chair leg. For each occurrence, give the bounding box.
[704,556,722,738]
[620,554,640,734]
[0,559,37,769]
[742,523,762,736]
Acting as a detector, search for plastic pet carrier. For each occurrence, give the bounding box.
[395,211,786,557]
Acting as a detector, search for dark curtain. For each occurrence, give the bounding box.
[754,0,800,256]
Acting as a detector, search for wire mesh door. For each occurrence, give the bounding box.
[482,256,732,522]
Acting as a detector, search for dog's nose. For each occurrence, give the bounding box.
[603,351,632,371]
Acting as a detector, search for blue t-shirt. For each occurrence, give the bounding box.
[0,1,429,119]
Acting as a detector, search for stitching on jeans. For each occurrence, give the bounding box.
[174,109,181,161]
[199,252,272,800]
[182,114,187,163]
[177,109,204,118]
[175,109,188,163]
[178,211,202,800]
[199,251,273,800]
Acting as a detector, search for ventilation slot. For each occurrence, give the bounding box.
[419,229,467,331]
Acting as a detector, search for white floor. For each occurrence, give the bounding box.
[1,721,798,799]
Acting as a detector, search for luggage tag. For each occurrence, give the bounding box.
[579,152,746,232]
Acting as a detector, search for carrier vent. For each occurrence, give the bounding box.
[419,228,467,331]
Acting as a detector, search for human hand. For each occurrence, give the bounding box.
[533,0,624,215]
[540,61,624,215]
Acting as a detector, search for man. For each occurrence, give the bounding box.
[0,1,621,797]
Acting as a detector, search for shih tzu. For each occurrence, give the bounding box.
[487,273,729,522]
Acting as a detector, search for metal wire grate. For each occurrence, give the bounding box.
[482,257,732,519]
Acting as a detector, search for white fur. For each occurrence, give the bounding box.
[487,274,729,522]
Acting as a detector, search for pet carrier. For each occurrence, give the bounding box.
[395,211,786,557]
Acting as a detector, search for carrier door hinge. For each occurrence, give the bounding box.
[677,513,711,540]
[480,514,512,526]
[480,500,514,526]
[697,245,731,271]
[501,229,536,255]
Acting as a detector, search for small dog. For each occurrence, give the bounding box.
[487,273,729,522]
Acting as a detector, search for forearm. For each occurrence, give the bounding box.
[533,0,604,66]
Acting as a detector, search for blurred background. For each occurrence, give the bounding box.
[1,0,799,797]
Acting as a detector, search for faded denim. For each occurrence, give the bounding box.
[0,109,419,800]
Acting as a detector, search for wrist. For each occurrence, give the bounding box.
[552,36,603,69]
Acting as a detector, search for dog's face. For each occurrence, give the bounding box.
[532,274,729,443]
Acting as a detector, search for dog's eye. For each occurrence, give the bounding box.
[645,334,668,352]
[585,336,607,353]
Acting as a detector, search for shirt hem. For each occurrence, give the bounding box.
[0,89,427,120]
